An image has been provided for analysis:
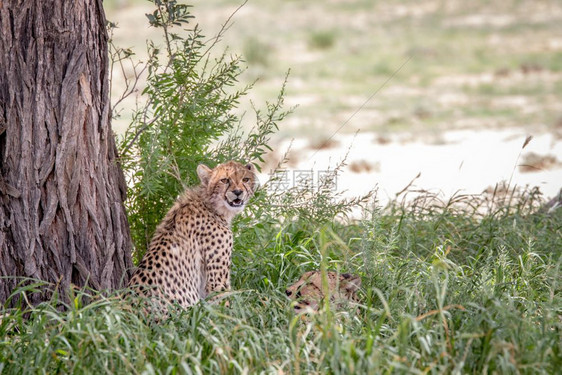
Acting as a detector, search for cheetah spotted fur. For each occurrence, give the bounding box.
[285,271,361,312]
[128,161,257,309]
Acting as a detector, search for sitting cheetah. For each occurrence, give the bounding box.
[285,271,361,312]
[128,161,257,309]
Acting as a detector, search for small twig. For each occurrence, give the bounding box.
[507,135,533,190]
[120,115,161,156]
[396,172,422,198]
[415,304,465,321]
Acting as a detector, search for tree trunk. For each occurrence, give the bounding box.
[0,0,133,306]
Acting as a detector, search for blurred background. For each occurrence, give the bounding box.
[105,0,562,204]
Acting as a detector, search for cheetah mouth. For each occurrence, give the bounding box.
[227,198,244,208]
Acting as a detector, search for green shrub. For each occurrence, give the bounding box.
[117,1,289,261]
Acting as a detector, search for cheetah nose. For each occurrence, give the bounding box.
[233,189,243,196]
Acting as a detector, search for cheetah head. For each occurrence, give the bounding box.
[285,271,361,312]
[197,161,257,219]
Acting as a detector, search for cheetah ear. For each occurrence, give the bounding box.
[245,163,260,192]
[197,164,212,186]
[341,274,361,292]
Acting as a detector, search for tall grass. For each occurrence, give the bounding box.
[1,190,560,374]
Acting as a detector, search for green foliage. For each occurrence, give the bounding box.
[145,0,193,29]
[1,192,560,373]
[117,0,289,260]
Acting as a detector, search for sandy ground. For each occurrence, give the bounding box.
[260,129,562,205]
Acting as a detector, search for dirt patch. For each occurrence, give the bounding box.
[349,160,379,174]
[309,138,340,151]
[519,152,561,173]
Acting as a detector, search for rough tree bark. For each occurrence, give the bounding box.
[0,0,133,305]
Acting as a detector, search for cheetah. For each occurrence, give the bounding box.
[285,271,361,312]
[128,161,257,309]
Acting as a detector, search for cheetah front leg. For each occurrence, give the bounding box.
[203,244,232,305]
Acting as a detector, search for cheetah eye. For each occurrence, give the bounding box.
[242,177,250,183]
[220,178,230,184]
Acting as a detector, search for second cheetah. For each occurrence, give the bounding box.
[285,271,361,312]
